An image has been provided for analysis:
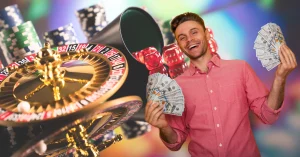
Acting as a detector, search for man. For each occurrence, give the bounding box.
[145,12,297,157]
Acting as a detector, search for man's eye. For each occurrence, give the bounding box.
[179,37,186,41]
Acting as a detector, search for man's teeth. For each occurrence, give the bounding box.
[189,45,197,49]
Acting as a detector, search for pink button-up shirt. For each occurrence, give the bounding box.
[162,54,283,157]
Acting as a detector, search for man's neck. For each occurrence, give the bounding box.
[191,51,213,73]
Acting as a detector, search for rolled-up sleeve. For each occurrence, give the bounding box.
[243,62,283,124]
[160,111,189,151]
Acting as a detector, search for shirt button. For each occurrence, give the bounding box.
[219,143,222,147]
[206,75,209,78]
[217,124,220,127]
[214,107,217,110]
[210,90,213,93]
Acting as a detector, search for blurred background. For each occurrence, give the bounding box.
[0,0,299,157]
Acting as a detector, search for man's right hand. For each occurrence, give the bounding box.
[145,101,168,129]
[145,101,178,144]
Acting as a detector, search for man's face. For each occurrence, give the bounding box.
[174,21,209,60]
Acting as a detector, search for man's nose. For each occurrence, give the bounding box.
[186,35,194,42]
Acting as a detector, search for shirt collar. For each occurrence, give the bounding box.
[188,53,221,75]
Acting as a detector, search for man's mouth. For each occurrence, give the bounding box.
[188,44,199,50]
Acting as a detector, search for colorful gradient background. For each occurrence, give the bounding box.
[1,0,299,157]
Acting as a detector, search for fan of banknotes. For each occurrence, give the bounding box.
[146,73,184,116]
[253,23,286,71]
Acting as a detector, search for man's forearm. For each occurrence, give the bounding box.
[267,76,286,110]
[159,125,178,144]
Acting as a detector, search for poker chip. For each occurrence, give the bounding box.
[156,19,175,46]
[76,4,108,40]
[121,120,151,139]
[0,4,25,66]
[0,4,24,31]
[0,21,41,63]
[43,23,79,47]
[161,20,175,45]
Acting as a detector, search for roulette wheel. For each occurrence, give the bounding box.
[0,42,142,156]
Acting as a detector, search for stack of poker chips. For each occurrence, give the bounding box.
[0,4,25,66]
[0,21,42,63]
[121,121,151,139]
[76,4,108,40]
[156,19,175,46]
[0,4,24,31]
[163,43,188,78]
[161,19,175,45]
[43,23,78,47]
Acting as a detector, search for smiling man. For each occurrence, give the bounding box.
[145,12,297,157]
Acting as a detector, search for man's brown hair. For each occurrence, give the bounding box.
[170,12,206,33]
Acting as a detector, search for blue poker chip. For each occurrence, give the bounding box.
[44,30,76,38]
[0,4,24,31]
[44,33,77,41]
[43,23,79,47]
[44,23,76,36]
[76,4,108,39]
[83,24,106,40]
[121,120,151,139]
[44,37,78,47]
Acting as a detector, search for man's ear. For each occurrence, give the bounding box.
[205,28,211,40]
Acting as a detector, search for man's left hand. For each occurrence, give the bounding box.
[276,44,297,79]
